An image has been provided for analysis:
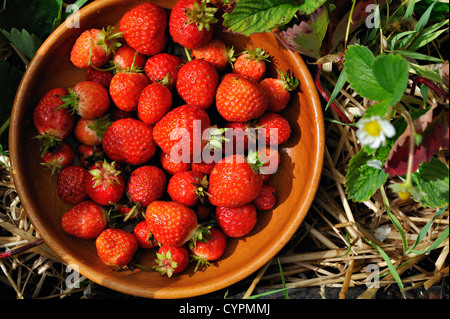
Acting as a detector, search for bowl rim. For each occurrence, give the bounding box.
[8,0,325,298]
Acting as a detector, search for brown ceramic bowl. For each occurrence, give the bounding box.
[9,0,324,298]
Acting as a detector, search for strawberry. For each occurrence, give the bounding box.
[126,165,167,208]
[233,46,269,82]
[133,221,157,249]
[260,70,299,112]
[191,159,215,175]
[110,105,135,121]
[167,171,207,207]
[74,115,111,146]
[112,44,146,71]
[258,146,280,181]
[40,142,74,177]
[86,69,114,89]
[160,151,192,175]
[61,200,107,239]
[102,118,157,165]
[176,58,219,109]
[215,73,268,123]
[253,184,277,211]
[33,88,75,152]
[95,228,138,267]
[144,53,182,90]
[119,3,167,56]
[154,245,190,277]
[86,160,126,206]
[145,201,198,247]
[70,26,121,69]
[57,165,89,205]
[109,71,149,112]
[191,38,235,73]
[256,112,291,145]
[215,203,257,238]
[208,153,263,207]
[222,121,256,154]
[153,104,211,162]
[137,83,172,125]
[60,81,110,119]
[190,227,226,271]
[77,144,104,169]
[169,0,218,49]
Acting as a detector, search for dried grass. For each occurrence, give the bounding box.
[0,70,448,299]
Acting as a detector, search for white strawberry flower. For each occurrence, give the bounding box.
[356,115,395,149]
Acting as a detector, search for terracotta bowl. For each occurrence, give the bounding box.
[9,0,324,298]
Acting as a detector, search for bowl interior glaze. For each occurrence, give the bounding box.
[9,0,324,298]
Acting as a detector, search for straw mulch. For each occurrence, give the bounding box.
[0,69,448,300]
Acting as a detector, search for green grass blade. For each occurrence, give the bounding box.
[381,186,408,253]
[365,238,406,299]
[325,67,348,111]
[277,257,289,299]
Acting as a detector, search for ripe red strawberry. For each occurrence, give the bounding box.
[253,184,277,210]
[119,3,167,56]
[176,59,219,109]
[126,165,167,207]
[222,121,256,154]
[112,44,146,71]
[153,104,211,162]
[109,72,149,112]
[33,87,75,144]
[96,228,138,267]
[57,165,89,205]
[77,144,104,169]
[191,159,215,175]
[215,73,268,122]
[86,160,126,206]
[208,153,263,207]
[233,46,269,82]
[40,142,74,177]
[169,0,218,49]
[190,227,226,271]
[86,69,114,89]
[144,53,182,90]
[60,81,110,119]
[257,112,291,145]
[74,115,111,146]
[191,38,234,73]
[258,146,280,181]
[145,201,198,247]
[215,203,257,238]
[110,105,135,121]
[61,200,107,239]
[137,83,172,125]
[133,221,157,249]
[160,151,192,175]
[70,26,121,69]
[154,245,190,277]
[102,118,157,165]
[167,171,207,207]
[260,70,299,112]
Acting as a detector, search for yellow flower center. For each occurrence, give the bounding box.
[365,120,382,136]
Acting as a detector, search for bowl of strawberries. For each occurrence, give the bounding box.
[9,0,324,298]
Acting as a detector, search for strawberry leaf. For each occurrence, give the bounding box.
[1,28,42,59]
[222,0,304,36]
[411,158,449,208]
[345,148,390,202]
[385,107,449,177]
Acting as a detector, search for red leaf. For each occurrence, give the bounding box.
[384,107,449,177]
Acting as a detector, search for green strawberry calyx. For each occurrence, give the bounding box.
[185,0,218,32]
[89,160,122,189]
[154,250,178,278]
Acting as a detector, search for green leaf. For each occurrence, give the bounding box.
[325,67,347,110]
[407,19,449,52]
[344,45,391,101]
[222,0,303,36]
[372,53,409,106]
[411,158,449,208]
[1,28,42,59]
[345,148,390,202]
[392,50,443,63]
